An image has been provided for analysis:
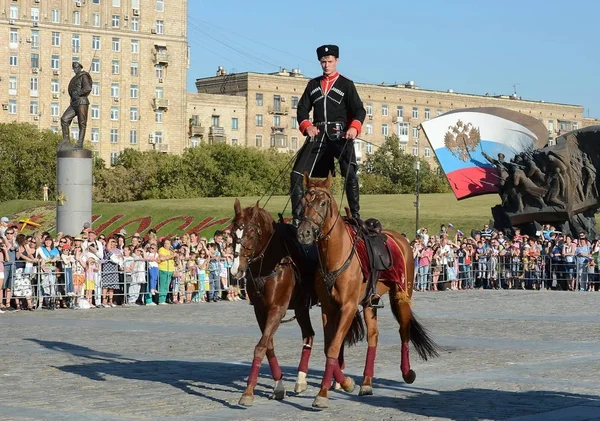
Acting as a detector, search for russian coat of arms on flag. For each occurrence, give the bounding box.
[420,107,549,200]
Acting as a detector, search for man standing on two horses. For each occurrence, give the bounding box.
[290,44,366,225]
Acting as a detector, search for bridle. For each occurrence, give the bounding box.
[232,220,271,266]
[300,187,341,241]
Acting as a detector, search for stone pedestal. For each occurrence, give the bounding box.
[56,148,93,236]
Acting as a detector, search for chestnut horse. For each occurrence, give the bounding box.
[230,199,320,407]
[297,173,439,409]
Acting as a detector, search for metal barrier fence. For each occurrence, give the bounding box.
[2,259,247,310]
[414,256,600,292]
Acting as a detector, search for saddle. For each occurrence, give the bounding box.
[345,211,393,308]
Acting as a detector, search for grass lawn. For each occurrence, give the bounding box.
[0,194,501,238]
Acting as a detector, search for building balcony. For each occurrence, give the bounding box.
[271,126,285,134]
[189,125,205,136]
[156,144,169,152]
[153,51,170,65]
[270,133,288,148]
[268,106,289,115]
[153,98,169,109]
[209,126,226,143]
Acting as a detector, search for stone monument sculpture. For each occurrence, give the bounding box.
[55,61,93,236]
[489,126,600,238]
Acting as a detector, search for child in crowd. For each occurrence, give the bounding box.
[122,246,137,305]
[131,247,147,304]
[84,255,99,305]
[196,248,208,302]
[207,241,221,302]
[184,252,197,303]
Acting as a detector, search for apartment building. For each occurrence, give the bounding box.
[195,69,587,164]
[0,0,188,165]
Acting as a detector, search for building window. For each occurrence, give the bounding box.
[256,93,263,106]
[573,122,579,130]
[424,147,431,158]
[437,109,443,116]
[91,105,100,119]
[31,7,39,21]
[110,106,119,121]
[110,129,119,143]
[112,60,120,75]
[155,20,164,34]
[131,40,139,54]
[130,85,138,98]
[110,152,118,166]
[366,123,373,134]
[273,115,281,127]
[366,104,373,116]
[155,87,163,99]
[92,83,100,96]
[93,0,100,4]
[291,136,298,150]
[232,118,238,130]
[51,55,60,69]
[155,64,164,78]
[52,9,60,23]
[155,110,163,123]
[30,77,39,96]
[397,106,403,117]
[412,147,419,156]
[210,115,219,127]
[130,107,138,121]
[291,96,299,109]
[71,127,79,140]
[291,117,298,129]
[9,77,17,96]
[111,83,120,98]
[154,132,163,144]
[9,29,18,47]
[51,79,59,94]
[30,101,39,116]
[130,130,137,144]
[10,55,18,67]
[366,143,373,154]
[156,0,165,12]
[91,128,100,143]
[548,120,554,132]
[382,104,388,116]
[382,124,389,136]
[91,59,100,73]
[231,138,238,146]
[31,30,39,49]
[50,102,59,117]
[52,32,61,47]
[93,13,101,27]
[112,0,121,6]
[73,11,81,25]
[412,107,418,119]
[31,53,39,68]
[131,62,138,76]
[92,36,101,50]
[10,5,18,20]
[131,18,139,32]
[255,114,263,126]
[112,15,120,28]
[399,122,409,136]
[413,126,419,138]
[255,135,263,147]
[8,100,17,115]
[112,38,120,52]
[425,108,431,120]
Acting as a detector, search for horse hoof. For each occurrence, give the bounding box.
[270,380,286,400]
[294,381,308,394]
[358,385,373,396]
[312,396,329,409]
[403,369,416,384]
[238,395,254,407]
[342,377,356,393]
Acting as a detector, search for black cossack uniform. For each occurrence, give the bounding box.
[291,73,366,221]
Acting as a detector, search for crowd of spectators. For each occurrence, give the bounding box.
[411,223,600,292]
[0,217,244,313]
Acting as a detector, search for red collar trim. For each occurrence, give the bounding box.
[322,72,339,81]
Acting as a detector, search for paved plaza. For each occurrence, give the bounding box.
[0,290,599,421]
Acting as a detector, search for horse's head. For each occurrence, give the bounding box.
[297,172,338,245]
[230,198,273,280]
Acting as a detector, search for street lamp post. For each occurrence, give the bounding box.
[414,159,420,236]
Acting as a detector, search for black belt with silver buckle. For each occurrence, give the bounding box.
[313,121,346,127]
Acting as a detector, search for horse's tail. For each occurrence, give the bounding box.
[409,312,440,361]
[344,310,365,347]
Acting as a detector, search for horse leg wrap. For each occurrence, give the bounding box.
[364,346,377,378]
[268,355,283,381]
[298,344,312,374]
[332,358,345,384]
[248,357,262,387]
[401,342,410,377]
[321,357,341,389]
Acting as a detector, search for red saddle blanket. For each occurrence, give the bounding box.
[344,222,406,291]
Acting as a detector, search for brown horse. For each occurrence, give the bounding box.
[230,199,320,407]
[297,173,439,408]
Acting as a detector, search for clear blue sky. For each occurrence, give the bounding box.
[187,0,600,118]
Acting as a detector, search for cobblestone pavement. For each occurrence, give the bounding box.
[0,290,599,421]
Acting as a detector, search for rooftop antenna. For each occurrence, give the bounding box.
[512,83,519,95]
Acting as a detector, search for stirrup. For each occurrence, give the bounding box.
[366,293,384,309]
